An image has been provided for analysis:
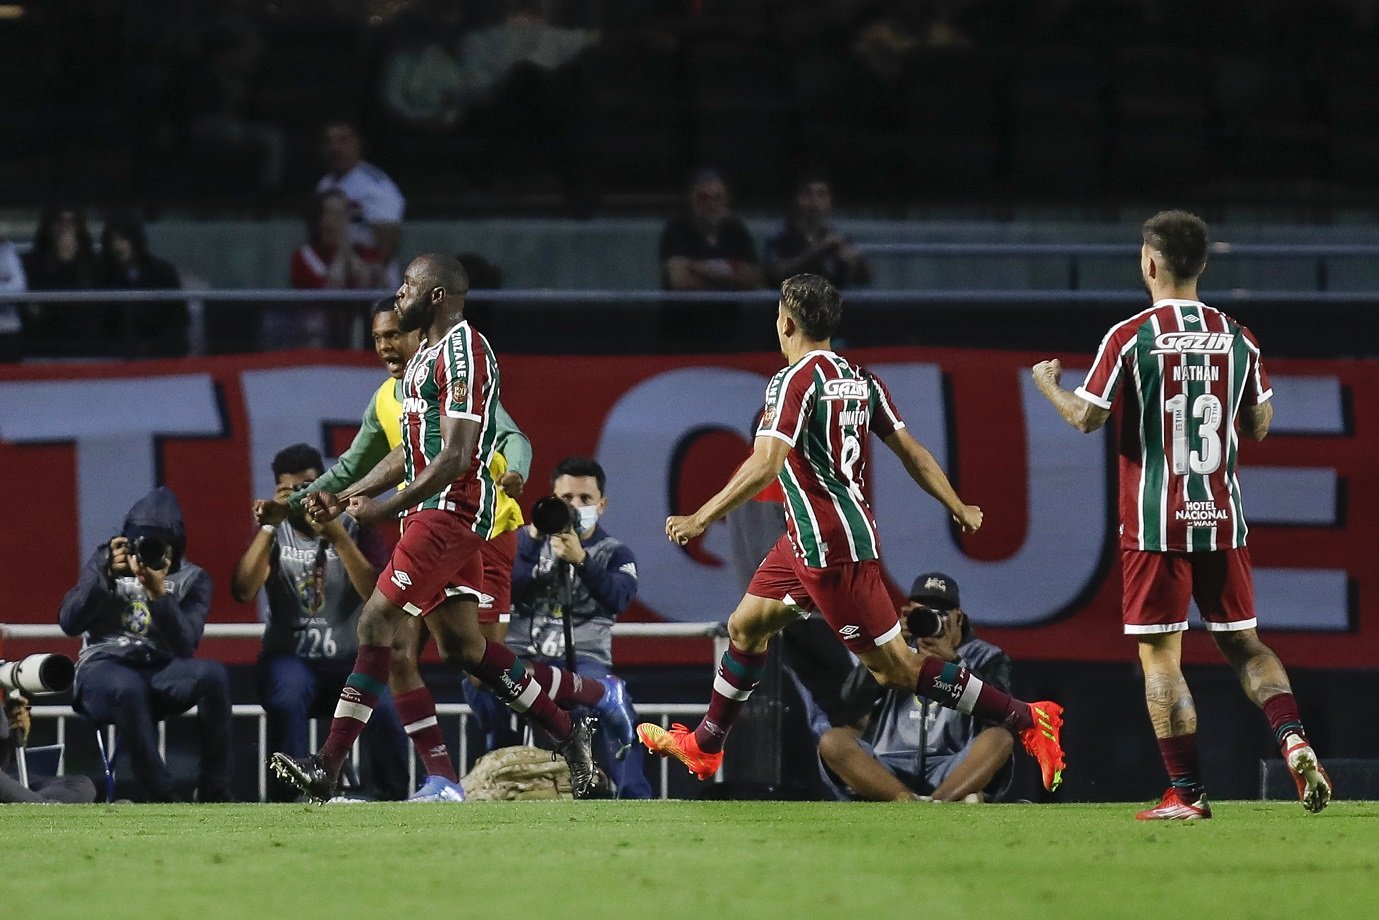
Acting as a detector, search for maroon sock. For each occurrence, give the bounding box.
[470,640,573,741]
[695,644,768,754]
[321,644,392,778]
[1157,733,1204,794]
[394,686,457,782]
[915,656,1033,733]
[1262,692,1308,751]
[527,660,606,708]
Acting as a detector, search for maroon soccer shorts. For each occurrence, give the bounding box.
[1120,547,1257,635]
[377,509,485,617]
[747,535,902,653]
[478,529,517,624]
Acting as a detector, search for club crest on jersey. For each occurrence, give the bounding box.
[820,378,869,401]
[1151,331,1234,355]
[410,363,429,389]
[761,403,777,427]
[453,380,468,402]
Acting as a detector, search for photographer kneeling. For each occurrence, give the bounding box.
[2,687,97,803]
[818,573,1015,803]
[58,487,232,802]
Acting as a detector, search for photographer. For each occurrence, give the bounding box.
[57,487,232,802]
[508,457,649,798]
[817,573,1015,803]
[234,444,408,801]
[1,690,97,803]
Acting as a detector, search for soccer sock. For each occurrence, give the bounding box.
[1262,692,1309,751]
[1157,733,1204,796]
[695,644,768,754]
[321,644,391,778]
[470,639,573,741]
[915,656,1034,733]
[527,660,606,708]
[393,686,457,782]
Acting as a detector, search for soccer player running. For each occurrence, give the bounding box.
[1032,210,1330,819]
[637,274,1067,793]
[270,254,599,800]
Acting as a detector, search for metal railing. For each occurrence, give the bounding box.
[7,621,727,801]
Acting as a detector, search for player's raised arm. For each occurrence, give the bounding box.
[880,428,983,534]
[1032,358,1112,434]
[666,434,790,545]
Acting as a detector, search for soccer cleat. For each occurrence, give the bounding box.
[1019,701,1066,792]
[594,674,637,761]
[636,722,723,781]
[407,775,467,803]
[268,752,338,804]
[1284,735,1332,814]
[557,714,601,799]
[1136,787,1212,820]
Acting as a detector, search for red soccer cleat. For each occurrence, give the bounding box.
[1283,735,1333,814]
[637,722,723,781]
[1136,787,1212,820]
[1019,701,1066,792]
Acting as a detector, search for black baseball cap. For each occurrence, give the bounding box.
[908,572,960,610]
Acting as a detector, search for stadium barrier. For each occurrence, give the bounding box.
[7,621,727,802]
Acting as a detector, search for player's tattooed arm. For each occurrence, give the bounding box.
[882,429,983,534]
[1032,359,1110,433]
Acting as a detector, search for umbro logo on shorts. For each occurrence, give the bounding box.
[838,624,861,638]
[391,570,413,589]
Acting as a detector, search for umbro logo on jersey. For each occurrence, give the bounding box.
[1151,332,1234,355]
[821,378,869,401]
[391,570,413,589]
[838,624,861,638]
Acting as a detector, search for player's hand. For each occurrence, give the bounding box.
[666,514,706,545]
[549,530,586,565]
[499,471,525,498]
[1032,359,1063,391]
[345,495,387,527]
[305,491,346,524]
[952,504,983,534]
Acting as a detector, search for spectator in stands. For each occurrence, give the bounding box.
[507,456,649,797]
[815,572,1015,803]
[234,443,409,802]
[659,169,762,291]
[316,120,406,286]
[1,691,97,803]
[21,206,101,353]
[58,487,232,802]
[0,236,24,359]
[764,177,872,289]
[98,212,187,358]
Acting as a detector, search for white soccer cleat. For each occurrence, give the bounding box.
[1284,735,1332,814]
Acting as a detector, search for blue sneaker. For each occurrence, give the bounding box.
[594,675,636,761]
[408,775,466,803]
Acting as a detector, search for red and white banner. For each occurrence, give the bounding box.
[1,348,1374,668]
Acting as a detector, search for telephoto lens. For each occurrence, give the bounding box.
[906,606,945,639]
[0,653,75,695]
[531,496,576,535]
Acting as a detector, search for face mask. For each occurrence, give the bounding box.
[575,504,600,532]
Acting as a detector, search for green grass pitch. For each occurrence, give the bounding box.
[13,801,1378,920]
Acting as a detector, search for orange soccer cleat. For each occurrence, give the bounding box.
[1136,787,1213,820]
[1283,735,1332,814]
[1020,701,1066,792]
[637,722,723,781]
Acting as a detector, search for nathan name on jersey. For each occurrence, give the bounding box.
[398,318,501,536]
[757,350,905,568]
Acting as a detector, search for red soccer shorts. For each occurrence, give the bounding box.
[478,529,517,624]
[747,535,902,653]
[377,509,485,617]
[1121,547,1257,635]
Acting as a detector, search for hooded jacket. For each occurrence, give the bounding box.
[58,487,212,669]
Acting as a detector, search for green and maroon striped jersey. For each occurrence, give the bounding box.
[757,349,905,567]
[398,319,500,536]
[1076,299,1272,552]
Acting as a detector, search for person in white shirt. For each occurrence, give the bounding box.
[315,121,406,286]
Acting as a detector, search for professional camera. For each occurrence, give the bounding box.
[0,654,75,696]
[133,534,171,568]
[906,605,947,640]
[531,495,576,536]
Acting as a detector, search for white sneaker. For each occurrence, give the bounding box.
[407,775,466,803]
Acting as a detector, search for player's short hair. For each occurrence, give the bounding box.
[552,456,606,495]
[1142,210,1209,280]
[413,253,471,297]
[780,273,842,340]
[272,443,325,479]
[371,296,397,317]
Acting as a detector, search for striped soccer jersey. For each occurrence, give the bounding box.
[1075,298,1272,552]
[399,318,500,535]
[757,349,905,567]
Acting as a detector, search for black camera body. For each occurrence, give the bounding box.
[906,605,947,639]
[133,535,170,569]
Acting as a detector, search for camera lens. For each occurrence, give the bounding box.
[906,606,945,639]
[531,496,576,536]
[135,535,169,568]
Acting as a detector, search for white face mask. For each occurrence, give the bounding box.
[575,504,600,532]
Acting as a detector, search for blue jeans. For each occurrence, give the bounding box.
[258,654,409,800]
[74,657,232,802]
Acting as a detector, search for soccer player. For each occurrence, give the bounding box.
[636,274,1067,793]
[269,254,598,800]
[1031,209,1331,819]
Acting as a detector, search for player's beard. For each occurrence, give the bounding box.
[396,299,432,332]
